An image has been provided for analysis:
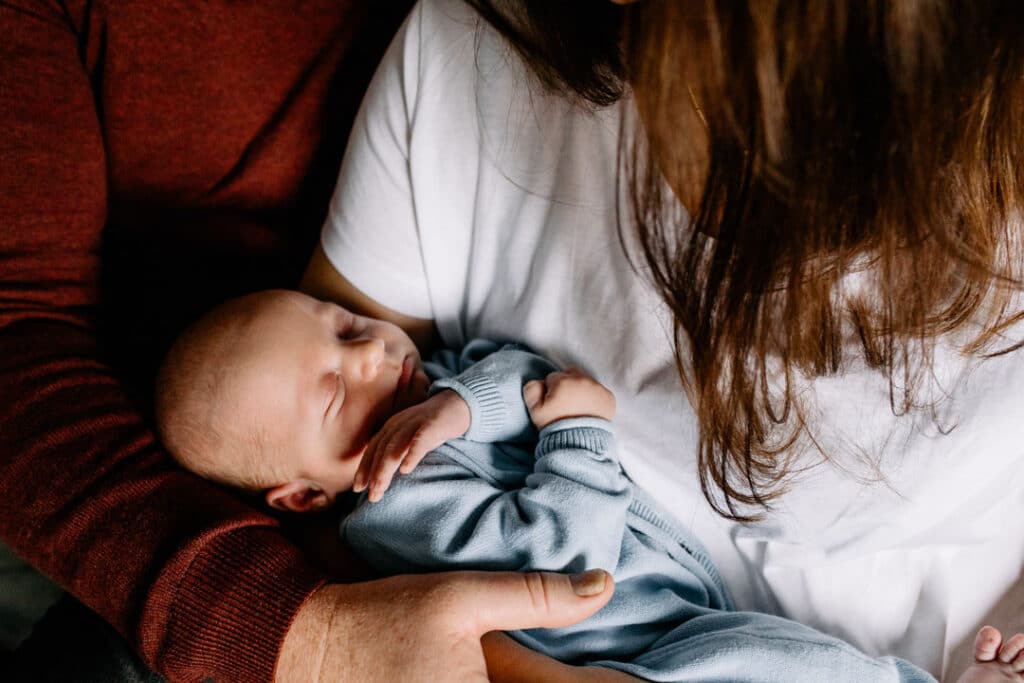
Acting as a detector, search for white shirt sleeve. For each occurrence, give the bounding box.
[320,2,433,319]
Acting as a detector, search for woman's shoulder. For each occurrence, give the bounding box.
[413,0,479,39]
[398,0,491,94]
[398,0,578,125]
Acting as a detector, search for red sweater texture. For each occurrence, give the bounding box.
[0,1,411,680]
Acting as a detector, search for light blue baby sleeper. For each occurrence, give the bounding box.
[343,340,935,682]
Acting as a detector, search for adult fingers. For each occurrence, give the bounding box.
[451,569,614,635]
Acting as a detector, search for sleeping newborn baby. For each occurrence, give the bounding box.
[154,289,1024,683]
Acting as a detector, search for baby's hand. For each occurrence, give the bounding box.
[523,368,615,431]
[354,390,471,502]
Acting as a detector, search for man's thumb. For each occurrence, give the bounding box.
[460,569,614,634]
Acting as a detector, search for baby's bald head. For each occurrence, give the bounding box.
[154,293,285,491]
[154,288,429,512]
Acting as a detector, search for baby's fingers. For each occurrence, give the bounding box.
[366,428,414,502]
[523,379,546,411]
[398,430,438,475]
[373,419,447,493]
[366,450,408,502]
[355,421,401,493]
[353,435,383,492]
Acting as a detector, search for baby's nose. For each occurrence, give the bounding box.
[347,337,386,379]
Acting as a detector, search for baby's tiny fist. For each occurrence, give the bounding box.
[523,380,545,411]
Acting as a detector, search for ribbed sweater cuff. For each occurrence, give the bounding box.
[536,418,614,458]
[430,372,505,441]
[155,528,328,683]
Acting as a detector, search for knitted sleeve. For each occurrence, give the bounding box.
[595,610,937,683]
[0,3,346,680]
[344,416,631,576]
[428,340,558,443]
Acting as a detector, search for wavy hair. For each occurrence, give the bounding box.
[468,0,1024,519]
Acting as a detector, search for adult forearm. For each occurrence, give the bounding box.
[0,320,329,681]
[301,245,439,351]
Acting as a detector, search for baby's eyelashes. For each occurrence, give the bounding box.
[322,372,343,422]
[332,306,355,335]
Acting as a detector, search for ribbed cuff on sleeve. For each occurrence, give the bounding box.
[431,372,507,442]
[536,418,614,459]
[153,528,328,683]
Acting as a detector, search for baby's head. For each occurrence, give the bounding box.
[154,289,430,512]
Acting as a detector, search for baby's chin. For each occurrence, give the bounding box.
[394,368,431,412]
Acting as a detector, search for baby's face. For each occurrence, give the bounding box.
[226,291,430,501]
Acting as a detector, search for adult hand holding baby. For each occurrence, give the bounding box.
[277,568,616,683]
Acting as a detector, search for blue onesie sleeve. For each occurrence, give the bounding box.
[590,608,937,683]
[427,339,557,444]
[344,341,938,683]
[344,343,631,574]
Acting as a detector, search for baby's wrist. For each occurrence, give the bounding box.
[432,389,472,435]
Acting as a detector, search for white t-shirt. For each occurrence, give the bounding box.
[322,0,1024,677]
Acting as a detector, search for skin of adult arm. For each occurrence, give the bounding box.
[299,246,644,682]
[302,244,438,350]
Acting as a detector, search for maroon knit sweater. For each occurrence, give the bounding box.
[0,1,411,680]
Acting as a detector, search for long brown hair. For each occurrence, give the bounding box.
[469,0,1024,519]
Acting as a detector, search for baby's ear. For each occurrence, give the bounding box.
[265,480,329,513]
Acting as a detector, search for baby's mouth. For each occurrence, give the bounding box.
[392,356,429,412]
[392,355,415,410]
